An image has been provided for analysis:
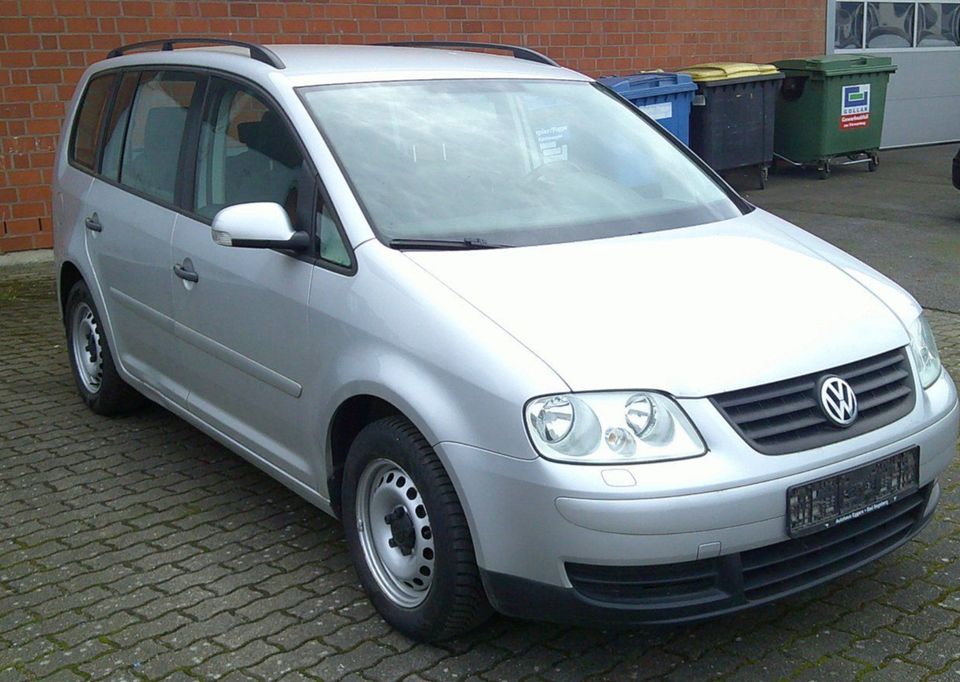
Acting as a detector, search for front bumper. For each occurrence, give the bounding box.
[435,372,958,625]
[481,483,937,626]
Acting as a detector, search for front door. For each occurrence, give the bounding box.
[170,77,315,482]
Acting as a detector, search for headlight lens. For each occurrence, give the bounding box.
[529,396,575,443]
[909,313,942,389]
[525,391,706,464]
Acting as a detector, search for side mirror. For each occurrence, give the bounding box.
[211,202,310,251]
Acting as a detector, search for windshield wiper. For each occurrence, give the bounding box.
[388,237,512,250]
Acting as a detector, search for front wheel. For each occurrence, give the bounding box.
[342,416,491,641]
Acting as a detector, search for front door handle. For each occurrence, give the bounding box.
[173,262,199,283]
[84,213,102,232]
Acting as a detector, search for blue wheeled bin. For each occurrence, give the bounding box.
[599,73,697,145]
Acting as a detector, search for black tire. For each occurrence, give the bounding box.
[342,416,492,641]
[64,280,145,416]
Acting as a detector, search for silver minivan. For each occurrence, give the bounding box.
[54,39,958,641]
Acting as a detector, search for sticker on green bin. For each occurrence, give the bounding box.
[841,84,871,130]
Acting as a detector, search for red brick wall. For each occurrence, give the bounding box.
[0,0,826,253]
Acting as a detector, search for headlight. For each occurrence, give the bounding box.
[909,313,942,389]
[525,391,706,464]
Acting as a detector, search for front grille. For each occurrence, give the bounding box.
[564,487,929,618]
[711,348,915,455]
[740,490,926,601]
[566,559,722,605]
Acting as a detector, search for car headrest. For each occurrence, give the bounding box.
[143,106,187,157]
[237,120,261,146]
[252,110,301,169]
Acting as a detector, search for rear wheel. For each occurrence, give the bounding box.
[65,280,144,415]
[342,416,491,641]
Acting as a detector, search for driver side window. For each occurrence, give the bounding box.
[194,79,303,222]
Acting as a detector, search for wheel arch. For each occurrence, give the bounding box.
[58,260,84,319]
[325,393,405,518]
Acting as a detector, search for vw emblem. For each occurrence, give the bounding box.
[819,376,858,427]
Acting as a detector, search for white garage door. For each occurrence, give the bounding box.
[828,1,960,147]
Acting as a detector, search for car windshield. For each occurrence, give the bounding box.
[299,79,743,248]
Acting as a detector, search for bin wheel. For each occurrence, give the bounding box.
[868,153,879,172]
[759,165,769,190]
[818,162,831,180]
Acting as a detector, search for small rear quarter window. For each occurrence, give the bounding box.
[70,74,115,171]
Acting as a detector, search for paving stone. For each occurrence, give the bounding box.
[364,645,448,682]
[859,658,933,681]
[904,630,960,672]
[248,641,335,681]
[304,641,393,679]
[214,612,297,650]
[192,639,281,678]
[137,640,224,679]
[77,638,167,680]
[422,645,511,681]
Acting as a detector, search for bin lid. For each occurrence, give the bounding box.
[773,55,897,76]
[679,62,780,82]
[598,72,697,97]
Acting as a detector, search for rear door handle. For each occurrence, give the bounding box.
[173,262,199,283]
[84,213,102,232]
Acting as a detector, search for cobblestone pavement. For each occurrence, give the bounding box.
[1,263,959,682]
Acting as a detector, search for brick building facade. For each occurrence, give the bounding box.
[0,1,826,254]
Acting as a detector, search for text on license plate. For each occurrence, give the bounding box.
[787,447,919,537]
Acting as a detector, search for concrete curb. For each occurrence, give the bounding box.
[0,248,54,267]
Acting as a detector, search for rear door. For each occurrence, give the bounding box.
[170,76,317,482]
[82,70,203,403]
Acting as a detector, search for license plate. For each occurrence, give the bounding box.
[787,447,920,538]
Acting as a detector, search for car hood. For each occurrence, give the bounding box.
[404,210,912,397]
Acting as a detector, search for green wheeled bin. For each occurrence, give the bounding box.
[773,55,897,179]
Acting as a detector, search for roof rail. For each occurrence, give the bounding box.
[376,41,560,67]
[107,38,285,69]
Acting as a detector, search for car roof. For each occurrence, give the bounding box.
[93,43,592,87]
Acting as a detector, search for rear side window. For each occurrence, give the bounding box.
[70,74,115,171]
[100,72,139,181]
[120,71,200,205]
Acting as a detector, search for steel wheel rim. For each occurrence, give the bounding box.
[71,302,103,394]
[355,459,436,608]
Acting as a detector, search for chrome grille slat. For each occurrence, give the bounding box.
[711,348,916,455]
